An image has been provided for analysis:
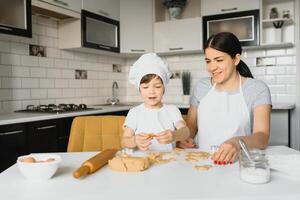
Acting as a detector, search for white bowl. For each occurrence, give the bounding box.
[17,154,61,181]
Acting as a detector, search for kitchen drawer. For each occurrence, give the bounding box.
[27,119,59,153]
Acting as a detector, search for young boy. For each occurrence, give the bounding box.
[122,53,190,151]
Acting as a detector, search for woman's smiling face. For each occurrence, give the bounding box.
[205,47,240,84]
[140,76,164,108]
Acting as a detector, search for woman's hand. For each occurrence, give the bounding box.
[135,133,152,151]
[212,138,240,164]
[178,137,197,148]
[156,130,174,144]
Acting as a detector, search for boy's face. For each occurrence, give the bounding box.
[140,76,164,108]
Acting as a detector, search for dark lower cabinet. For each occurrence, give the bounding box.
[0,124,27,172]
[57,117,74,152]
[27,120,59,153]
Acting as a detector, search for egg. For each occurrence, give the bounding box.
[21,156,36,163]
[45,158,56,162]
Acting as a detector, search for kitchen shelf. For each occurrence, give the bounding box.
[243,42,294,50]
[262,18,293,27]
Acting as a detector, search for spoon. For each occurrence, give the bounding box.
[239,139,254,162]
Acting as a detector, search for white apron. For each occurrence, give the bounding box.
[197,75,251,151]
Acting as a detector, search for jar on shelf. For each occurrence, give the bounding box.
[239,149,270,184]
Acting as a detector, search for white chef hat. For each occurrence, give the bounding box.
[129,53,172,89]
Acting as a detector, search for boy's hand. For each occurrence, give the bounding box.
[135,133,152,151]
[178,138,197,148]
[156,130,174,144]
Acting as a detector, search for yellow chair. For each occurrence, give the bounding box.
[67,115,125,152]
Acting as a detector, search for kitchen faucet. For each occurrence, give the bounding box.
[107,81,120,105]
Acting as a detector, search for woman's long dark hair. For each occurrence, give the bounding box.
[203,32,254,78]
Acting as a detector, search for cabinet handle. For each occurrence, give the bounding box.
[130,49,145,52]
[0,130,23,136]
[221,7,237,12]
[169,47,183,51]
[53,0,69,7]
[37,125,57,130]
[98,45,111,49]
[98,9,109,17]
[0,26,13,31]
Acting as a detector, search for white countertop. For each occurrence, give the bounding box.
[0,146,300,200]
[0,102,295,126]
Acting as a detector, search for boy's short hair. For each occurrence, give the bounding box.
[140,74,163,85]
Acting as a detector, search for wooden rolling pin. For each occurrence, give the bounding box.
[73,149,118,179]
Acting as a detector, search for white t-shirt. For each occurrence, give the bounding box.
[124,103,183,151]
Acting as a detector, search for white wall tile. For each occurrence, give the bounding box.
[30,67,46,78]
[0,65,12,77]
[286,66,296,74]
[12,66,30,77]
[266,66,285,75]
[39,57,54,68]
[68,60,81,69]
[88,71,98,79]
[286,85,296,94]
[45,27,58,38]
[62,69,74,79]
[286,48,296,55]
[21,78,39,88]
[47,68,61,78]
[0,89,12,100]
[61,50,74,59]
[268,85,286,94]
[12,89,30,100]
[69,80,81,88]
[276,56,295,65]
[31,89,47,99]
[48,89,62,98]
[62,89,75,98]
[11,43,28,55]
[75,89,87,97]
[38,36,54,47]
[39,79,54,88]
[0,41,10,53]
[55,79,69,88]
[266,49,285,56]
[32,24,45,35]
[82,80,94,88]
[1,78,21,88]
[46,47,60,58]
[2,101,22,112]
[251,67,266,76]
[21,55,39,66]
[276,75,296,84]
[54,58,68,68]
[1,53,21,65]
[276,94,296,103]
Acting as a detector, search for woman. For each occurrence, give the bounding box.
[181,32,272,164]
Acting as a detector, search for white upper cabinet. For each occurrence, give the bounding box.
[201,0,259,16]
[120,0,153,54]
[35,0,81,13]
[154,17,202,53]
[82,0,120,20]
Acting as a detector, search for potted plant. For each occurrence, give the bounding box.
[181,71,191,104]
[163,0,187,20]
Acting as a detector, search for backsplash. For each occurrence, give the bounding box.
[0,15,127,113]
[0,15,296,113]
[124,48,296,104]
